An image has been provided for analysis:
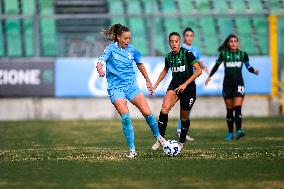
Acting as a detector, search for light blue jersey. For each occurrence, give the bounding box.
[98,42,143,90]
[182,43,201,61]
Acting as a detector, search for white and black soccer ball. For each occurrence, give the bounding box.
[163,140,182,157]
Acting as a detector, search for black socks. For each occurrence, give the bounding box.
[226,108,234,133]
[179,119,190,143]
[226,106,242,132]
[158,112,168,137]
[234,106,242,131]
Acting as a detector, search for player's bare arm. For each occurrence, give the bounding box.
[137,63,153,94]
[153,67,169,91]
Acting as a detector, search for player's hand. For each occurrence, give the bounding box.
[205,77,211,86]
[199,61,209,74]
[202,66,209,74]
[146,81,154,95]
[174,84,186,94]
[254,69,259,75]
[96,62,105,77]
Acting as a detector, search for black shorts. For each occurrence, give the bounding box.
[167,81,196,111]
[222,82,245,99]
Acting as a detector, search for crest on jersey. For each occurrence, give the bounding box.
[114,54,119,59]
[127,53,132,59]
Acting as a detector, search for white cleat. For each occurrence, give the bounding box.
[126,150,137,158]
[151,140,161,151]
[157,135,167,146]
[176,130,195,141]
[179,142,184,149]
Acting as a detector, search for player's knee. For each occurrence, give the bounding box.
[180,115,189,122]
[161,105,170,114]
[141,109,151,117]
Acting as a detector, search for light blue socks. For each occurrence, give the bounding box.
[145,113,160,138]
[121,113,135,150]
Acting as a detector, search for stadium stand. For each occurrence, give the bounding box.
[0,0,283,57]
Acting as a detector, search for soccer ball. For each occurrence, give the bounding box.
[163,140,182,157]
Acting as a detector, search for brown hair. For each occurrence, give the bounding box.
[102,24,129,42]
[218,34,239,52]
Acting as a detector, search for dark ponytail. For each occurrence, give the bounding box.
[102,24,129,42]
[218,34,239,52]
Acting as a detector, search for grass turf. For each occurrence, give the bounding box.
[0,117,283,189]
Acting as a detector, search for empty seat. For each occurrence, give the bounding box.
[218,17,234,36]
[257,34,268,54]
[4,0,22,56]
[22,0,35,56]
[165,18,181,34]
[0,22,4,56]
[211,0,229,13]
[239,34,257,54]
[155,18,166,55]
[230,0,248,13]
[161,0,178,13]
[270,0,283,14]
[39,0,58,56]
[178,0,195,14]
[142,0,157,14]
[203,37,219,55]
[235,17,252,33]
[182,17,198,31]
[247,0,264,13]
[195,0,211,14]
[127,1,147,54]
[253,16,267,34]
[200,17,216,34]
[109,0,126,25]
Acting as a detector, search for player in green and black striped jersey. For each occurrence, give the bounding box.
[151,32,202,150]
[206,34,259,141]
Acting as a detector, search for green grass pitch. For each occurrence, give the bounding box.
[0,117,283,189]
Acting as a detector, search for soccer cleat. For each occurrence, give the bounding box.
[236,130,245,139]
[176,130,195,141]
[126,150,137,158]
[151,140,161,151]
[178,142,184,149]
[224,132,234,141]
[157,135,167,146]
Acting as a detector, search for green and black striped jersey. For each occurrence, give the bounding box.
[216,49,249,84]
[165,47,197,85]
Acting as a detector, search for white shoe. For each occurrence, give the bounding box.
[151,140,161,151]
[176,130,195,141]
[126,150,137,158]
[157,135,167,146]
[179,142,184,149]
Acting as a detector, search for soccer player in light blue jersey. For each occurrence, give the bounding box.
[176,27,208,141]
[96,24,166,158]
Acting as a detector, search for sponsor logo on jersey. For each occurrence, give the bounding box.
[226,61,242,68]
[171,65,185,73]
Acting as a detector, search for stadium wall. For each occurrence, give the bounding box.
[0,96,274,120]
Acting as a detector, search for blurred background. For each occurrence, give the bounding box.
[0,0,283,120]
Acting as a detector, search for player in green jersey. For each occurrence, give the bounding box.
[151,32,202,150]
[205,34,259,141]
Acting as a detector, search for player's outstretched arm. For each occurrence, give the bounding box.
[137,64,154,94]
[198,60,209,74]
[205,63,221,86]
[175,63,202,94]
[153,67,168,91]
[244,62,259,75]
